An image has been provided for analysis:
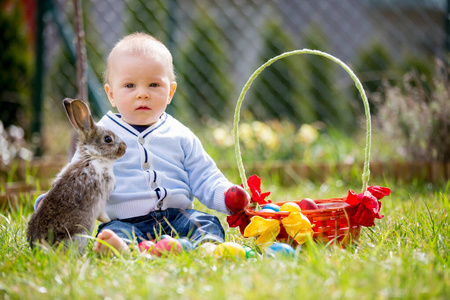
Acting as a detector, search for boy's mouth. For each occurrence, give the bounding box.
[136,106,151,111]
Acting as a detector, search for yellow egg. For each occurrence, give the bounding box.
[214,242,246,260]
[279,202,301,212]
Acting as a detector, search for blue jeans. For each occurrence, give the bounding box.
[97,208,225,246]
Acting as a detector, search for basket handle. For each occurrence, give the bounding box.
[233,49,371,192]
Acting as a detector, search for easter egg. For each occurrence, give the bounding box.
[263,203,281,212]
[279,202,301,212]
[197,242,217,255]
[178,238,194,251]
[299,198,318,210]
[225,185,250,213]
[159,234,172,240]
[138,240,155,252]
[151,237,182,257]
[243,246,256,258]
[265,243,295,258]
[214,242,246,260]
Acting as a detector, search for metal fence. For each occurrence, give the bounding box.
[2,0,448,153]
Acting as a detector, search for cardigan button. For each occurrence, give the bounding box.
[151,182,157,189]
[138,137,145,144]
[143,163,150,170]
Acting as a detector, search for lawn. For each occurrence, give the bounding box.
[1,176,449,300]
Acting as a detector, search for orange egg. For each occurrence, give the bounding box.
[279,202,301,212]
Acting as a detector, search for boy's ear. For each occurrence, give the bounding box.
[104,84,116,107]
[168,82,177,104]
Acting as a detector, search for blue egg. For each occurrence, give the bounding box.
[265,243,295,258]
[159,234,172,240]
[178,238,194,251]
[263,203,281,212]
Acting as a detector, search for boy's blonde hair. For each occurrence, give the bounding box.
[104,32,176,84]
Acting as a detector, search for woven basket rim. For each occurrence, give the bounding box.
[245,197,359,219]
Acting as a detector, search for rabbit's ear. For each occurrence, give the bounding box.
[63,98,77,128]
[63,98,95,134]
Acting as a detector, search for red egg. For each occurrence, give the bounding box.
[299,198,319,210]
[225,185,250,213]
[151,237,182,257]
[138,240,155,252]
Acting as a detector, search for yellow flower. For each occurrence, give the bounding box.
[212,126,233,147]
[252,121,280,151]
[239,123,253,140]
[297,124,319,144]
[263,131,280,151]
[281,212,314,244]
[251,121,270,140]
[239,123,257,150]
[243,216,280,249]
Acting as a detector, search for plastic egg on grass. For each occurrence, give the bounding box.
[178,238,194,252]
[263,203,280,212]
[151,237,182,257]
[197,242,217,256]
[138,240,155,252]
[279,202,301,213]
[265,243,295,258]
[159,234,172,241]
[243,246,257,259]
[214,242,246,260]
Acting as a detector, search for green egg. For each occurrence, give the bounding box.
[243,246,256,258]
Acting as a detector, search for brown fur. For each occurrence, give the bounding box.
[27,99,126,251]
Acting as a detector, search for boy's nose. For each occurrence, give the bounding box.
[136,88,150,99]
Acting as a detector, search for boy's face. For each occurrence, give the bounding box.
[104,50,177,126]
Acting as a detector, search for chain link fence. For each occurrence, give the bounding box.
[1,0,447,155]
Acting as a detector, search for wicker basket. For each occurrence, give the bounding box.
[231,49,373,246]
[245,198,361,245]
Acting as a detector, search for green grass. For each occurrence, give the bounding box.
[1,179,449,299]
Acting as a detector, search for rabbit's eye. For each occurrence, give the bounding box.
[104,136,113,143]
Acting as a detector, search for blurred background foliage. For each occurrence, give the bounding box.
[0,2,32,130]
[0,0,448,169]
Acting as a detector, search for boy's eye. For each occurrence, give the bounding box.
[125,83,135,88]
[149,83,159,87]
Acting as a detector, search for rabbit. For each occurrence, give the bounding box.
[27,98,127,251]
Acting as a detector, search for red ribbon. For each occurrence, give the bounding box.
[226,211,250,235]
[346,186,391,227]
[243,175,271,206]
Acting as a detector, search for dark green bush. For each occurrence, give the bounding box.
[249,19,316,125]
[0,4,32,131]
[301,23,354,129]
[176,6,233,123]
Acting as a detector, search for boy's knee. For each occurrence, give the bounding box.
[185,210,225,242]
